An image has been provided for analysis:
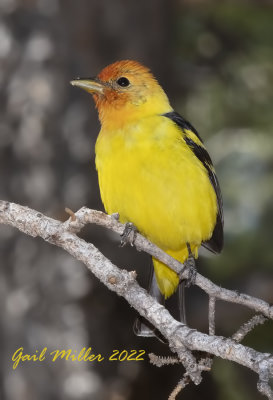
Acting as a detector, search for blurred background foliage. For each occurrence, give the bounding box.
[0,0,272,399]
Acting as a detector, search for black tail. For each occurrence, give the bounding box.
[133,260,165,338]
[133,258,187,341]
[178,279,187,325]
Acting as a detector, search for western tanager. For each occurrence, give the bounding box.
[71,60,223,334]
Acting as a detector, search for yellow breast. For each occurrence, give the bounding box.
[95,115,217,253]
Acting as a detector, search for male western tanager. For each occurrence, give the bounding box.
[71,60,223,334]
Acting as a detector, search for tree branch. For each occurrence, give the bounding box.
[65,206,273,320]
[1,200,273,398]
[209,296,216,336]
[232,314,268,343]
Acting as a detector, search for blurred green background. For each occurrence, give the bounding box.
[0,0,273,399]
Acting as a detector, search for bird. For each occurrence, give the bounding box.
[71,60,223,336]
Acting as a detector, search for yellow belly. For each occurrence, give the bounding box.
[95,116,217,298]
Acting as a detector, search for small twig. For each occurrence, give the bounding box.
[149,349,213,399]
[167,354,213,399]
[65,207,76,221]
[209,296,216,336]
[149,354,180,367]
[168,376,191,400]
[198,354,213,372]
[232,315,268,343]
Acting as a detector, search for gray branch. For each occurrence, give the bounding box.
[1,200,273,399]
[232,315,268,343]
[209,296,216,336]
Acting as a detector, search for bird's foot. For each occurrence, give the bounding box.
[184,255,197,287]
[120,222,137,247]
[179,249,197,288]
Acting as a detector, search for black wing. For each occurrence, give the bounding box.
[163,111,224,253]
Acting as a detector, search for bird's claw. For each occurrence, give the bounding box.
[179,254,197,287]
[120,222,137,247]
[185,255,197,287]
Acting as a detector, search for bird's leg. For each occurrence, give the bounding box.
[120,222,137,247]
[179,244,197,287]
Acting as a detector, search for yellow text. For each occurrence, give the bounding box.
[12,347,47,370]
[50,347,104,362]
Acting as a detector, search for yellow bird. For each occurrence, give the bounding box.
[71,60,223,332]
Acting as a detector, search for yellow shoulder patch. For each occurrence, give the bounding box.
[184,129,204,147]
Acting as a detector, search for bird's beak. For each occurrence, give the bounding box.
[70,78,104,95]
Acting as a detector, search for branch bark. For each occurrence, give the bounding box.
[1,200,273,398]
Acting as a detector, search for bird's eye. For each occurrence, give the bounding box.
[117,77,130,87]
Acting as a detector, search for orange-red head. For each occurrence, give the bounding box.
[71,60,172,129]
